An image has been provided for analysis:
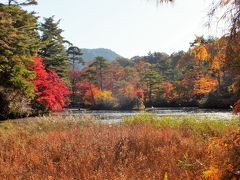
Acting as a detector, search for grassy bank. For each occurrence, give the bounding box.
[0,114,239,179]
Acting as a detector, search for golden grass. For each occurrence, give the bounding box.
[0,115,239,179]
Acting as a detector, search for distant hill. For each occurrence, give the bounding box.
[81,48,121,62]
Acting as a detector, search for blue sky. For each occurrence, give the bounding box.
[24,0,224,58]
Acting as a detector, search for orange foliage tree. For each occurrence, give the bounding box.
[76,80,100,106]
[161,82,175,101]
[194,77,218,95]
[191,37,227,96]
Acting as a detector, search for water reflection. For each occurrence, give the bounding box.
[66,107,236,123]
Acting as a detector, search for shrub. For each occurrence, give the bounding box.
[94,90,118,109]
[0,88,32,120]
[204,130,240,179]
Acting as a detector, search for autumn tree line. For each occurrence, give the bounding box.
[0,0,239,120]
[74,34,239,111]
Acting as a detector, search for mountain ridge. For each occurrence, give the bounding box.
[81,48,122,62]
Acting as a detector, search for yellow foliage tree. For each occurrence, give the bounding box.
[95,90,113,101]
[196,45,208,61]
[95,90,118,109]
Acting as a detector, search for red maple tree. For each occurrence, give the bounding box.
[33,57,70,112]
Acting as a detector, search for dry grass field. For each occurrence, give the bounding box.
[0,114,239,179]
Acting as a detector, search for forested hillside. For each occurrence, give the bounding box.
[81,48,121,62]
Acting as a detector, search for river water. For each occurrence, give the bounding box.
[66,107,237,123]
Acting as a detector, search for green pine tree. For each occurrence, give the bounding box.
[39,16,69,81]
[67,46,84,105]
[0,3,40,119]
[90,56,109,90]
[7,0,38,6]
[142,70,163,104]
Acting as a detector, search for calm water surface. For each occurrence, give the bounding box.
[67,107,237,123]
